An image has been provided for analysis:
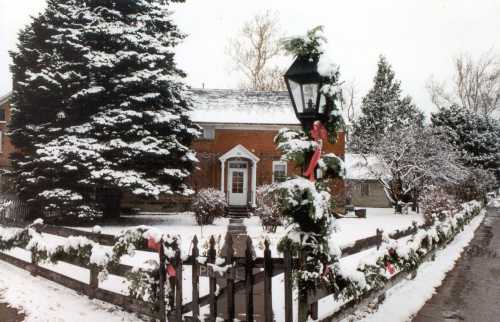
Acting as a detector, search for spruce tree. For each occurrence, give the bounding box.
[10,0,198,219]
[351,56,424,152]
[431,105,500,171]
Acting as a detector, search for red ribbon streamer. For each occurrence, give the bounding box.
[147,237,161,252]
[167,264,177,277]
[304,121,328,181]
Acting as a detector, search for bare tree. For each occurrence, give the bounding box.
[427,50,500,115]
[341,81,358,123]
[227,11,286,91]
[364,126,468,207]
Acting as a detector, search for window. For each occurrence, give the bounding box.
[272,161,287,183]
[202,127,215,140]
[231,171,244,193]
[360,182,369,196]
[229,162,247,169]
[0,108,5,122]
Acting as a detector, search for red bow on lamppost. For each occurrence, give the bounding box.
[304,121,328,181]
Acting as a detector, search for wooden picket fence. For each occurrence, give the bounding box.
[0,219,429,322]
[0,197,30,225]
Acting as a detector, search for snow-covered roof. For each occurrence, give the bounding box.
[188,88,300,125]
[345,153,387,180]
[0,92,11,106]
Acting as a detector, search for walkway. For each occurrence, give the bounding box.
[412,205,500,322]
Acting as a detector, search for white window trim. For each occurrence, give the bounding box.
[202,127,215,140]
[272,160,287,183]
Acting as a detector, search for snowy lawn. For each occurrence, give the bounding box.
[72,208,424,257]
[0,207,424,322]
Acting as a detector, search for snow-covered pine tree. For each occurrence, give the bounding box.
[431,105,500,171]
[351,56,424,153]
[10,0,199,219]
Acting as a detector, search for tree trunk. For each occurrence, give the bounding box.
[98,188,122,220]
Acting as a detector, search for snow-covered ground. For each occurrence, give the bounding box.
[73,208,423,257]
[0,208,427,322]
[337,210,486,322]
[0,260,144,322]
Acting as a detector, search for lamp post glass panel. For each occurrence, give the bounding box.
[284,56,328,132]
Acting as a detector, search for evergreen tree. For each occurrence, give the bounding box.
[10,0,198,219]
[431,105,500,171]
[351,56,424,152]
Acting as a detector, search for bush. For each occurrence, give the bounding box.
[419,185,458,225]
[452,168,496,203]
[191,188,227,225]
[255,185,283,233]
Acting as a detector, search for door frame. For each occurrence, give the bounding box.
[227,160,249,206]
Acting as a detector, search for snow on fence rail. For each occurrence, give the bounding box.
[0,200,483,322]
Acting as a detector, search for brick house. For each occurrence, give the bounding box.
[188,89,345,209]
[0,90,346,211]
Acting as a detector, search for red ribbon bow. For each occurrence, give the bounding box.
[304,121,328,181]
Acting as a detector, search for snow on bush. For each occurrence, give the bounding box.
[191,188,227,225]
[255,185,283,233]
[419,185,458,225]
[452,168,497,203]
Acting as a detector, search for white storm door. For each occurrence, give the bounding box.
[228,168,248,206]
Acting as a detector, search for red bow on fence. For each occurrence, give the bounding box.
[304,121,328,181]
[148,237,161,252]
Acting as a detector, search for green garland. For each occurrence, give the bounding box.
[0,222,182,309]
[337,201,482,301]
[277,26,347,293]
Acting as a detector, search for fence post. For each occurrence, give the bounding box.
[158,239,167,322]
[175,249,183,322]
[225,233,235,322]
[264,238,273,322]
[283,245,293,322]
[376,229,384,250]
[192,236,200,321]
[208,236,217,319]
[88,265,99,299]
[298,250,308,322]
[30,251,38,276]
[245,237,254,322]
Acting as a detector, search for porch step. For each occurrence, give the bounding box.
[225,206,251,218]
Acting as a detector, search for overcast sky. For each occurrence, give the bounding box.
[1,0,500,115]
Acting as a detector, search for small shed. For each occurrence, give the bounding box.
[345,153,391,208]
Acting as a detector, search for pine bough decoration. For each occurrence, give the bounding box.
[275,27,346,291]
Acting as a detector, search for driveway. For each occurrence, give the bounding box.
[412,204,500,322]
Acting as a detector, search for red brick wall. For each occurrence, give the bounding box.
[191,127,346,206]
[0,100,14,169]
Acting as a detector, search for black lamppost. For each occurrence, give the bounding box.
[284,56,332,132]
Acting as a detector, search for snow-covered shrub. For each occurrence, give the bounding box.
[191,188,227,225]
[274,128,317,167]
[255,185,283,233]
[419,185,458,225]
[452,168,497,203]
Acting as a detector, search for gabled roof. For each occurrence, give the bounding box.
[188,88,300,125]
[219,144,260,163]
[345,153,389,180]
[0,92,12,106]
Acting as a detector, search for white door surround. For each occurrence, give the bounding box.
[219,144,260,208]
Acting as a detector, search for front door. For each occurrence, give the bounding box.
[228,162,248,206]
